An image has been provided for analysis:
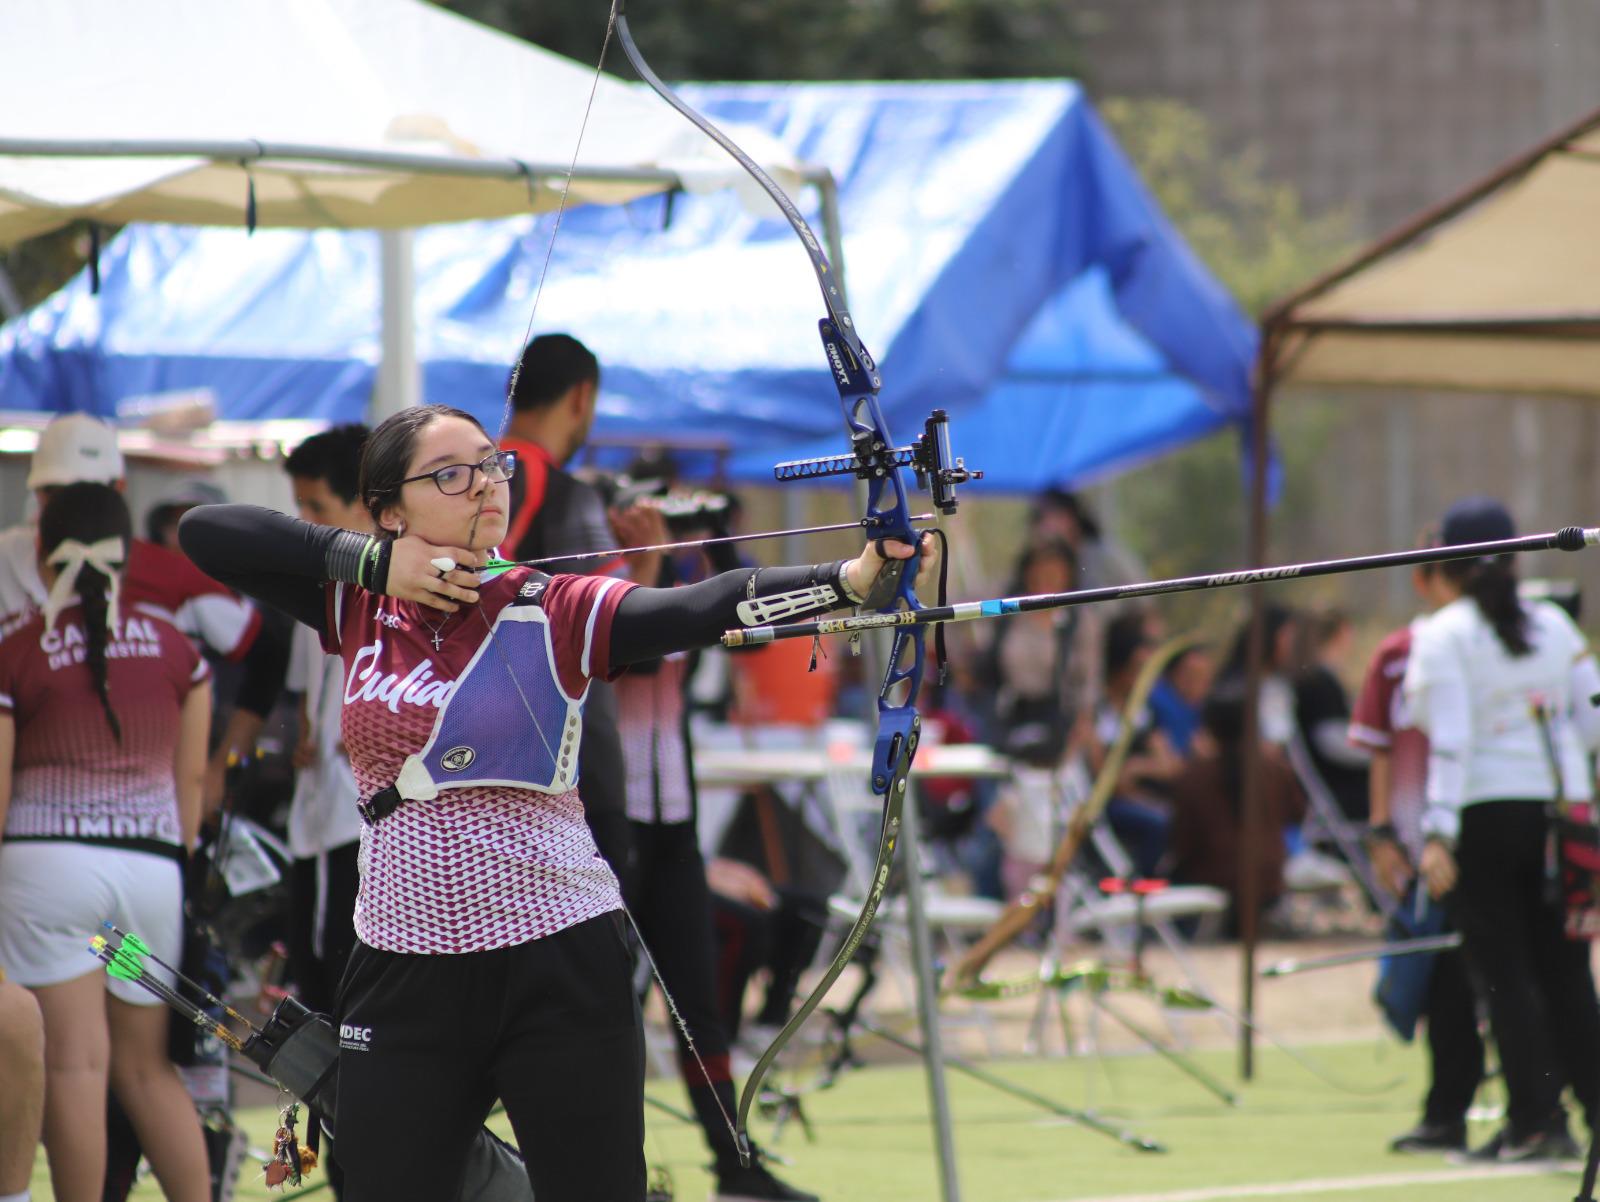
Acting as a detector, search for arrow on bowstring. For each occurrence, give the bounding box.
[483,512,940,572]
[724,524,1600,648]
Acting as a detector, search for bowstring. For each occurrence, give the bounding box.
[459,0,738,1151]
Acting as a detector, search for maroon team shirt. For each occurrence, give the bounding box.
[1349,622,1428,859]
[323,565,636,954]
[0,604,208,852]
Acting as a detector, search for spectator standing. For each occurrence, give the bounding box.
[280,428,369,1018]
[498,334,642,884]
[0,415,280,820]
[0,484,212,1202]
[1404,496,1600,1161]
[1350,554,1485,1155]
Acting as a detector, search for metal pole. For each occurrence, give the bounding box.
[0,261,22,320]
[1238,332,1279,1081]
[900,792,963,1202]
[371,229,420,422]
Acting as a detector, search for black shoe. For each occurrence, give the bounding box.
[1497,1127,1581,1163]
[1460,1126,1580,1163]
[713,1159,821,1202]
[1389,1120,1466,1153]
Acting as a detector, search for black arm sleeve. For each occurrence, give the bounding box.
[178,505,339,636]
[610,561,848,671]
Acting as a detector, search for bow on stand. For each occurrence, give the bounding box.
[609,1,981,1162]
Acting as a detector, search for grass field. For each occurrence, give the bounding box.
[31,1036,1586,1201]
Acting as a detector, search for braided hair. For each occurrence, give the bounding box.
[38,482,131,742]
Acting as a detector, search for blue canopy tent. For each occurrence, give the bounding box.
[0,81,1257,491]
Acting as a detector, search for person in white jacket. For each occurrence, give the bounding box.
[1404,496,1600,1163]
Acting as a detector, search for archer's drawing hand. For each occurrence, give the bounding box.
[846,533,939,605]
[388,536,483,613]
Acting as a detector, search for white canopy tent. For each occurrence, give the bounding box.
[0,0,805,240]
[0,0,817,414]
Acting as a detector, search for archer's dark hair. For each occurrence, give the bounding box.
[38,483,131,743]
[1443,556,1531,656]
[285,423,369,504]
[508,333,599,414]
[360,405,492,534]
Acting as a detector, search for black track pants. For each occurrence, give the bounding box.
[334,913,646,1202]
[1420,944,1485,1127]
[1454,800,1600,1139]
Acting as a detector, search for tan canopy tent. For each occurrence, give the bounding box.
[1259,104,1600,399]
[1233,103,1600,1076]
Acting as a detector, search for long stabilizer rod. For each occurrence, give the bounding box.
[724,526,1599,647]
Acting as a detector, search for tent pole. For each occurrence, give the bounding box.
[1238,324,1281,1081]
[0,262,21,320]
[372,230,421,422]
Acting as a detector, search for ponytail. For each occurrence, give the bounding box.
[76,563,122,743]
[1444,556,1531,657]
[38,482,133,743]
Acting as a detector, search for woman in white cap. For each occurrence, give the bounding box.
[0,482,212,1202]
[1405,495,1600,1162]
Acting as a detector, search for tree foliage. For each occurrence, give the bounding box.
[437,0,1081,81]
[1090,100,1356,626]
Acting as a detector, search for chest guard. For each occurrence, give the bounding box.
[391,582,584,804]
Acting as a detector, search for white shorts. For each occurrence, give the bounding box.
[0,841,182,1005]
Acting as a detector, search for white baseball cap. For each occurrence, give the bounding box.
[26,414,126,489]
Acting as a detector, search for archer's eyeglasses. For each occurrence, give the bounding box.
[399,450,518,496]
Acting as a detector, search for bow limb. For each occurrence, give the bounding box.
[614,8,929,1160]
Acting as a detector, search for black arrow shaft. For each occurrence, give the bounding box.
[724,526,1598,646]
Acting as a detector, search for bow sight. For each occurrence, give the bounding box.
[773,408,982,515]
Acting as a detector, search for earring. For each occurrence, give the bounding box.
[396,520,406,537]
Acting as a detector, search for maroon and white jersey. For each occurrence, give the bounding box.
[1350,622,1428,859]
[0,604,207,852]
[617,652,693,825]
[323,566,635,954]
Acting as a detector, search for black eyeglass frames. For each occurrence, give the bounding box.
[398,450,518,496]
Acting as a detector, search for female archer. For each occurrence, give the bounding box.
[0,483,212,1202]
[179,403,929,1202]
